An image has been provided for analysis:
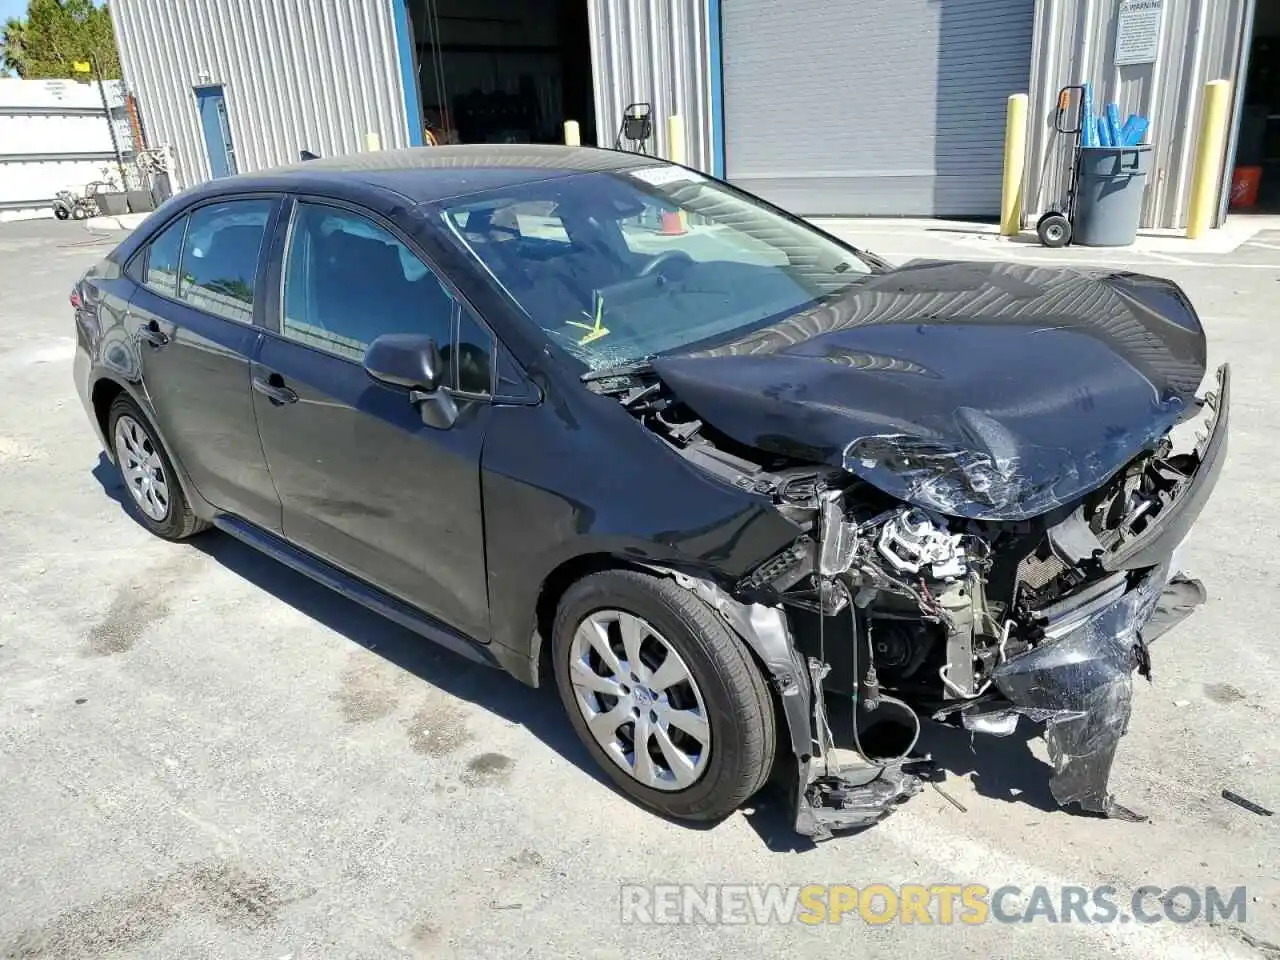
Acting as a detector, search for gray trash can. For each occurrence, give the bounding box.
[1073,146,1152,247]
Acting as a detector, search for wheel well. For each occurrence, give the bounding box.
[91,378,125,445]
[533,552,651,684]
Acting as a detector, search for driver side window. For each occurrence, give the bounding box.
[282,202,457,364]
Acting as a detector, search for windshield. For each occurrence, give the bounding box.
[435,165,875,371]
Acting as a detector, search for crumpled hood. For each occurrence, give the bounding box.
[651,259,1208,520]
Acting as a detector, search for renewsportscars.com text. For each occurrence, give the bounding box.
[619,883,1249,926]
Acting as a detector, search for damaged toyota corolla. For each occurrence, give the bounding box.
[76,146,1227,840]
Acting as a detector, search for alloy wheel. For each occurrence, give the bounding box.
[113,414,170,522]
[567,609,712,791]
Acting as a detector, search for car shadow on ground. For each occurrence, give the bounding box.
[739,712,1060,851]
[92,452,1063,850]
[915,717,1059,812]
[92,456,603,778]
[91,454,778,839]
[739,701,1061,851]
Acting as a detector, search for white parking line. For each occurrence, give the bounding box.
[1245,240,1280,251]
[1142,250,1199,266]
[869,250,1280,270]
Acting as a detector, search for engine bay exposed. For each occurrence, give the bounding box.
[589,360,1229,839]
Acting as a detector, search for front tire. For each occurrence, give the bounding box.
[107,394,208,540]
[552,569,776,822]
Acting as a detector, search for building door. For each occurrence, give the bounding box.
[721,0,1035,217]
[194,85,238,178]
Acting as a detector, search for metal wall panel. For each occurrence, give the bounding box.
[0,78,128,219]
[1026,0,1252,230]
[720,0,1035,217]
[585,0,713,174]
[111,0,411,189]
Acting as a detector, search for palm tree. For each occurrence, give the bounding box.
[1,17,29,77]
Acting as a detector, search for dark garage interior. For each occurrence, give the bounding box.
[405,0,597,147]
[1231,0,1280,213]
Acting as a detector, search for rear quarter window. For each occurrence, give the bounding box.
[176,199,273,323]
[138,217,188,297]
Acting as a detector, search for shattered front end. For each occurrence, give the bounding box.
[634,360,1229,839]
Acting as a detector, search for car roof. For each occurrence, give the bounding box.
[197,144,664,206]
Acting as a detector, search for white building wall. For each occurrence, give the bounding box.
[0,78,129,222]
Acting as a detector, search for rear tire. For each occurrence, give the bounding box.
[71,205,88,220]
[107,394,208,541]
[552,569,776,822]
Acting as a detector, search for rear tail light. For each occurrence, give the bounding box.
[69,290,82,309]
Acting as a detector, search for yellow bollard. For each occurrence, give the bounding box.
[1000,93,1028,237]
[1186,79,1233,239]
[666,115,687,166]
[665,115,689,233]
[564,120,580,146]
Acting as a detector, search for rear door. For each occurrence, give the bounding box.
[251,198,494,641]
[124,196,282,530]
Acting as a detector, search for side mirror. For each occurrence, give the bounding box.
[364,333,444,391]
[363,333,457,429]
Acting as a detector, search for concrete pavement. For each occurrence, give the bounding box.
[82,211,152,234]
[1,215,1277,959]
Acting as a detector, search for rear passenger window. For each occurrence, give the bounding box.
[141,217,187,297]
[282,202,455,365]
[177,199,273,323]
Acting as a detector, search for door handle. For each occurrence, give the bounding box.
[139,320,169,347]
[253,373,298,405]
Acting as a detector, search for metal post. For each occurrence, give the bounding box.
[664,116,689,234]
[1186,79,1233,238]
[666,114,687,166]
[92,54,129,190]
[1000,93,1029,236]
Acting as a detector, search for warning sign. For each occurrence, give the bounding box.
[1114,0,1163,66]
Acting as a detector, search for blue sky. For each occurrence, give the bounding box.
[2,0,105,25]
[1,0,28,24]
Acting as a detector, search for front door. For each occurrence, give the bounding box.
[124,196,283,529]
[251,199,495,641]
[194,85,237,178]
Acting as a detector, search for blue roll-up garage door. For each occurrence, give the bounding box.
[722,0,1035,217]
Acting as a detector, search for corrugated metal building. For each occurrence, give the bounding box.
[1026,0,1261,230]
[111,0,412,185]
[110,0,1276,229]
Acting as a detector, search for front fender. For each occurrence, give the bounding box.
[479,397,807,662]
